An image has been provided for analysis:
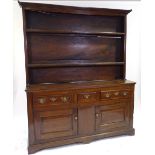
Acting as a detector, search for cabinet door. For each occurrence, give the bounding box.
[34,109,77,141]
[95,102,129,132]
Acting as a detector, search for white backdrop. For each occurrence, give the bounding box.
[13,1,155,155]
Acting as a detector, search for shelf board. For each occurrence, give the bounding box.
[26,29,125,36]
[27,61,125,68]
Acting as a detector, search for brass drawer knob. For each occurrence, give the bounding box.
[114,92,119,96]
[123,92,128,96]
[96,113,99,118]
[38,98,46,104]
[61,96,68,102]
[74,116,78,120]
[84,94,90,99]
[50,97,57,102]
[105,93,110,98]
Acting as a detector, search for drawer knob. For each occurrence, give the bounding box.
[96,113,99,118]
[74,116,78,120]
[84,94,90,99]
[50,97,57,102]
[61,96,68,102]
[123,92,128,96]
[105,93,110,98]
[38,98,46,104]
[114,92,119,96]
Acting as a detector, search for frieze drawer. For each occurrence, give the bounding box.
[33,92,74,107]
[101,89,131,100]
[77,91,100,103]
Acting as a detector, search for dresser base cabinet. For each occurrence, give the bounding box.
[26,80,135,154]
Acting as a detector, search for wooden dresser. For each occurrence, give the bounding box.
[19,2,135,154]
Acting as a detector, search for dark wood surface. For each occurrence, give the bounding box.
[28,34,123,63]
[20,2,128,85]
[19,2,131,16]
[29,66,123,83]
[26,29,125,36]
[26,11,124,32]
[78,107,95,136]
[26,80,135,153]
[34,108,77,140]
[26,80,135,91]
[27,61,125,68]
[19,2,135,154]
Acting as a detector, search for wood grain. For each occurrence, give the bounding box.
[19,2,135,154]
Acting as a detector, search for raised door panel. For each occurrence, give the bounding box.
[78,106,95,136]
[95,102,129,132]
[34,109,77,141]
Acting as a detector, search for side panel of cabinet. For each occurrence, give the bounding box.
[95,102,129,132]
[34,109,77,141]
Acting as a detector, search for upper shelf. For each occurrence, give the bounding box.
[26,29,125,37]
[25,10,125,34]
[27,60,125,68]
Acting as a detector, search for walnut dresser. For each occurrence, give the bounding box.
[19,2,136,154]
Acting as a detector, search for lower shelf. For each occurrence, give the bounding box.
[28,128,135,154]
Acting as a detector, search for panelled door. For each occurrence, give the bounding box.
[95,102,130,132]
[34,108,78,140]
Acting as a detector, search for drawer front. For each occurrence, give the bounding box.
[101,89,131,100]
[77,91,100,104]
[33,91,74,108]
